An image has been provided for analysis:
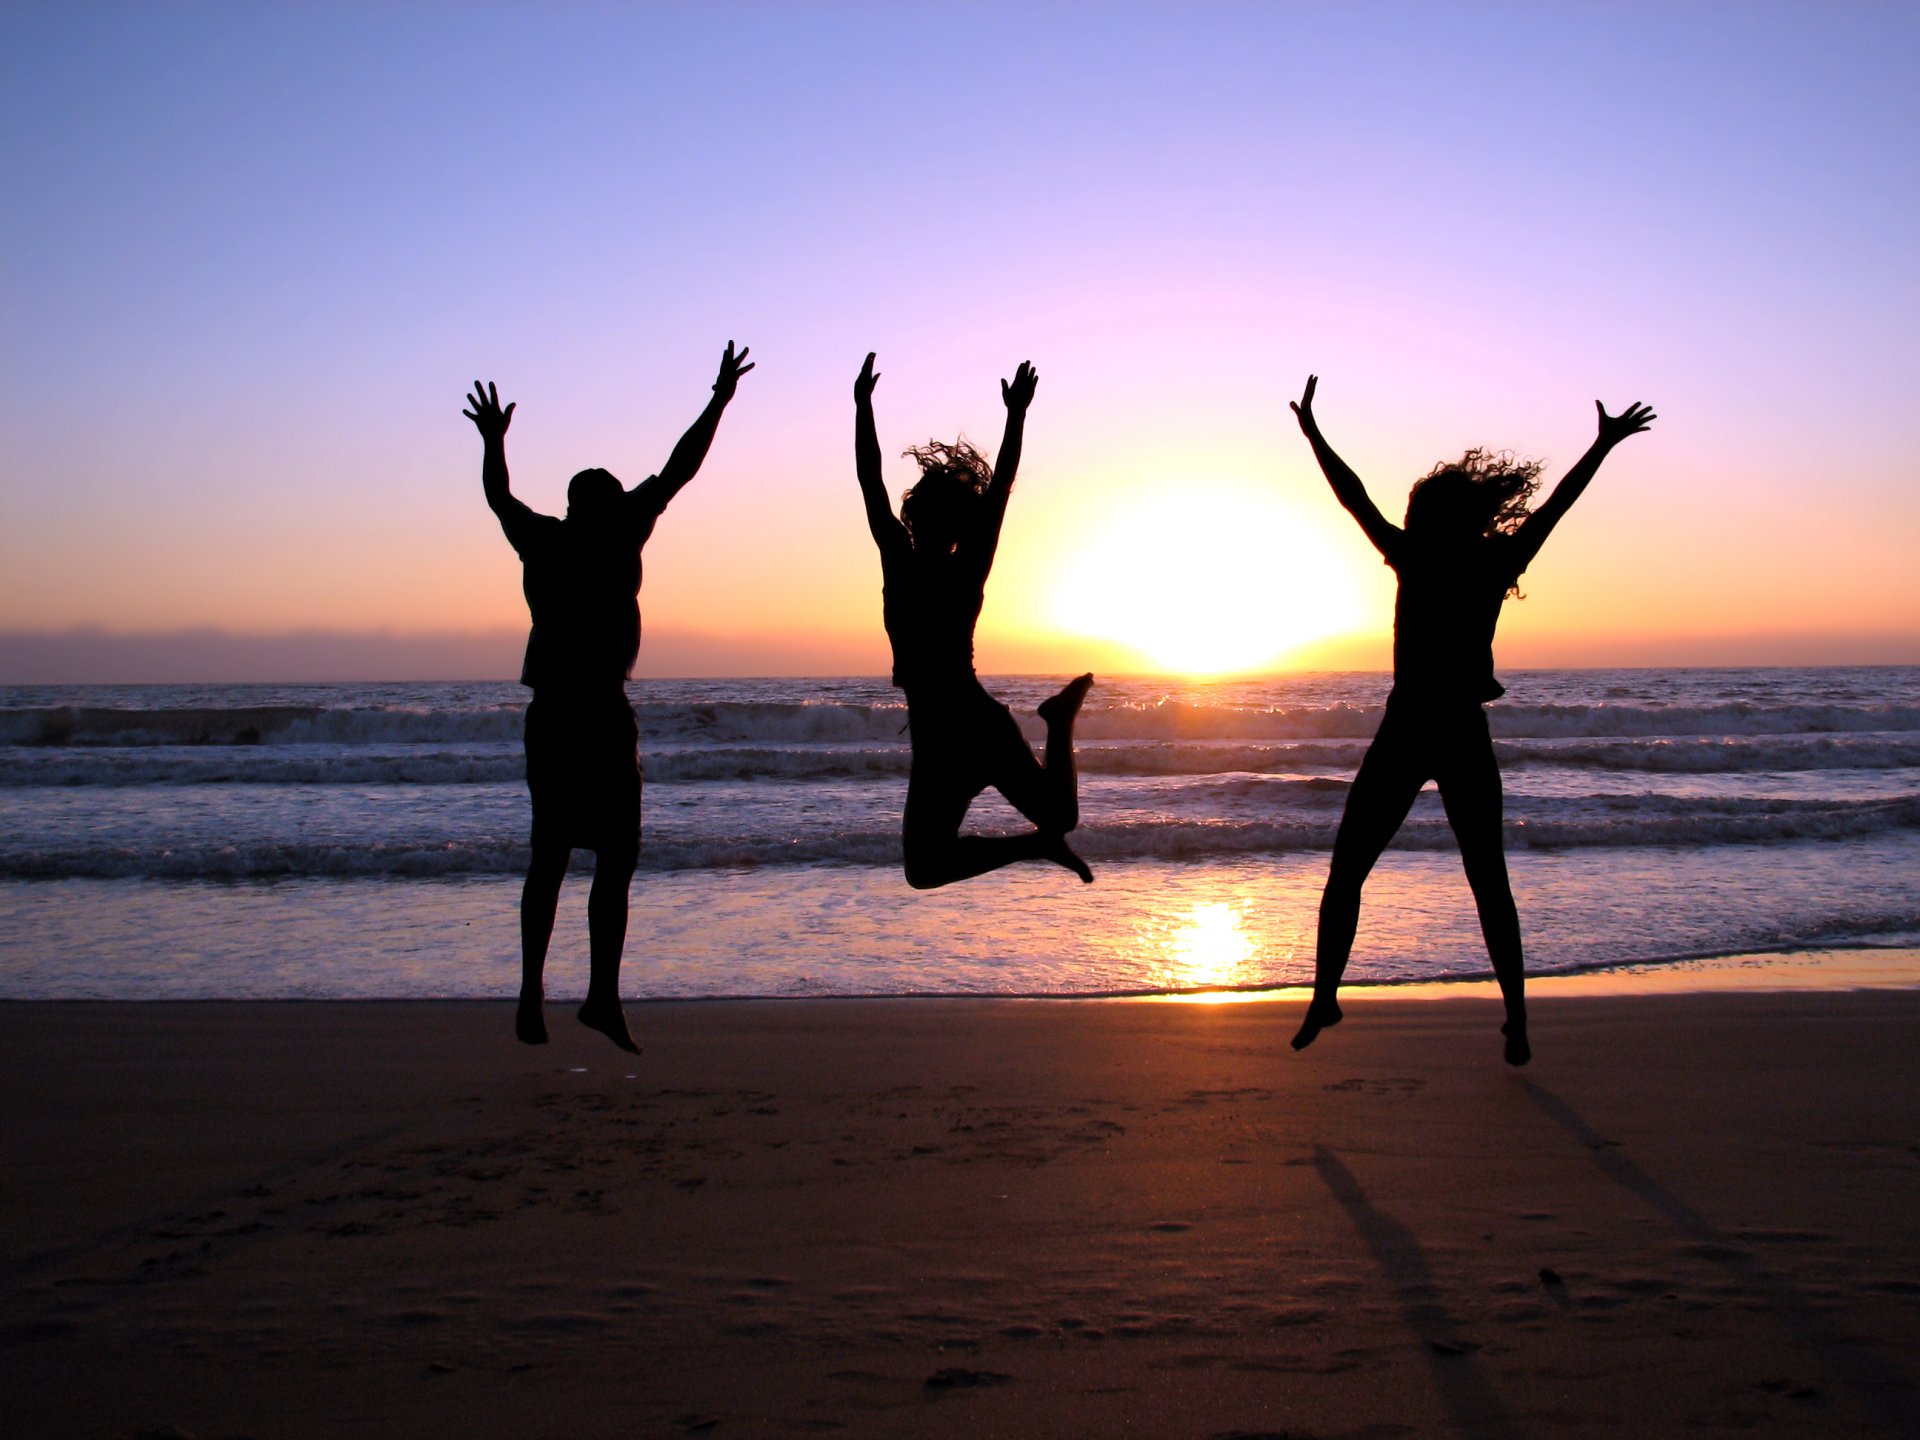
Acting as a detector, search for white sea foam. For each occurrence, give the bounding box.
[4,792,1914,879]
[4,730,1916,789]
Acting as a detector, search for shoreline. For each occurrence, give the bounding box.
[6,944,1916,1007]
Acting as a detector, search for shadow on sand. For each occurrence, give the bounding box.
[1524,1080,1920,1434]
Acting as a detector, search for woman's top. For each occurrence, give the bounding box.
[880,543,984,695]
[1381,529,1525,706]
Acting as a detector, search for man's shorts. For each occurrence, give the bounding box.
[524,691,641,856]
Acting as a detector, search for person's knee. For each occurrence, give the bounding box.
[525,843,570,885]
[1322,861,1369,901]
[590,849,637,887]
[1463,862,1514,904]
[901,840,948,891]
[1454,835,1510,889]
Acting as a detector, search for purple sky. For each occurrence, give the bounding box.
[3,2,1915,679]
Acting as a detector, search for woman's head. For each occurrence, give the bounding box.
[899,439,992,553]
[1405,448,1542,539]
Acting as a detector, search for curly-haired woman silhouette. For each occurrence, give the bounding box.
[1288,375,1654,1065]
[853,352,1093,888]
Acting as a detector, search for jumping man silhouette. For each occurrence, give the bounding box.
[464,342,753,1051]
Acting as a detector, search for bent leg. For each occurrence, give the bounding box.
[519,841,571,1045]
[578,846,640,1053]
[902,742,1090,888]
[1031,672,1094,832]
[1436,716,1528,1065]
[983,677,1096,881]
[986,684,1080,830]
[906,828,1087,887]
[1295,723,1426,1050]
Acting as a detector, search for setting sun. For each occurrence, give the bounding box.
[1051,483,1365,675]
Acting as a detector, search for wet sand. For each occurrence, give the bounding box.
[4,983,1919,1438]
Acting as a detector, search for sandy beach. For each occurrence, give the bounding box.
[5,981,1919,1438]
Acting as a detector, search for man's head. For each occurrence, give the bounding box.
[566,467,623,522]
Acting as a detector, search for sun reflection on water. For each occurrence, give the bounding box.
[1141,899,1282,1000]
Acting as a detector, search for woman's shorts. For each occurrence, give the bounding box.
[904,679,1026,794]
[524,692,641,856]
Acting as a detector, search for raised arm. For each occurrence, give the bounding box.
[631,341,754,515]
[463,380,540,542]
[853,352,906,554]
[1291,375,1400,558]
[975,360,1037,575]
[1510,399,1656,568]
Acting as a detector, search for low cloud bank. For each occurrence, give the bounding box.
[0,626,1910,685]
[0,627,891,684]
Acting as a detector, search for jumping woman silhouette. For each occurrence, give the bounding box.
[1288,375,1654,1065]
[853,352,1094,889]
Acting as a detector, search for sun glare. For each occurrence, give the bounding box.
[1166,901,1257,986]
[1051,484,1364,675]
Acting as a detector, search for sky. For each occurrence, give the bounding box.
[2,1,1916,682]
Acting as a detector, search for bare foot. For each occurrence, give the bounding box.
[516,998,548,1045]
[1038,672,1094,726]
[1045,835,1094,883]
[1502,1019,1531,1067]
[577,997,640,1054]
[1290,997,1343,1051]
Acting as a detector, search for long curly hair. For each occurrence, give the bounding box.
[899,439,992,552]
[1404,448,1544,597]
[1407,448,1543,537]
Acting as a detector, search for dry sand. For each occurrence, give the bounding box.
[4,983,1919,1438]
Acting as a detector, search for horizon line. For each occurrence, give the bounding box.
[1,623,1915,687]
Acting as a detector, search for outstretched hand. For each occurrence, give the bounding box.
[462,381,514,442]
[1001,360,1038,413]
[854,351,880,404]
[1289,374,1320,434]
[712,340,754,402]
[1596,400,1656,446]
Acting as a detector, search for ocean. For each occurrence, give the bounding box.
[2,667,1916,1000]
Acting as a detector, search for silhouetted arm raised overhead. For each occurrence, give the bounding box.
[629,341,754,520]
[1510,399,1656,569]
[1291,375,1401,559]
[464,380,545,549]
[975,360,1037,578]
[853,352,908,557]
